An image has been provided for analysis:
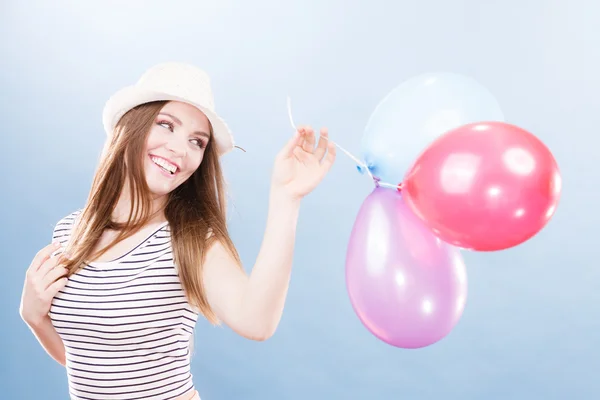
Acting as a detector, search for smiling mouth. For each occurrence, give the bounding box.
[150,155,179,175]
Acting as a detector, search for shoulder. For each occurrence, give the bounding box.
[51,209,83,243]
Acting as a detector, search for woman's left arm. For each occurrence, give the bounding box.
[202,126,335,341]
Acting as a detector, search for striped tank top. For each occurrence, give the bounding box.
[49,210,200,400]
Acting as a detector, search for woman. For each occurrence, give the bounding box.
[19,62,336,400]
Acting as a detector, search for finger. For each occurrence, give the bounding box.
[292,146,312,164]
[320,141,337,172]
[38,254,63,279]
[42,265,68,290]
[51,246,64,259]
[314,127,329,161]
[301,126,316,153]
[296,125,306,150]
[28,242,62,273]
[280,128,304,158]
[45,277,69,299]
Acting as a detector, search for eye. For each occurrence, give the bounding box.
[190,138,207,149]
[157,120,174,131]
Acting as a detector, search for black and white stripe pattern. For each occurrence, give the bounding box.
[49,211,199,400]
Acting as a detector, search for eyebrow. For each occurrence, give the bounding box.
[158,112,211,139]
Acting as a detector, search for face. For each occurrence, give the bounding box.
[143,101,211,196]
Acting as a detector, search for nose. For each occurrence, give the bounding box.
[165,136,187,158]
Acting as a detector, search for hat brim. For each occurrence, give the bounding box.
[102,85,235,156]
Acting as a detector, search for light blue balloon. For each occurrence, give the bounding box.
[360,72,505,185]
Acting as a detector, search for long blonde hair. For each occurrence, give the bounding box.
[62,101,241,324]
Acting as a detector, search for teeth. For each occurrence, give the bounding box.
[151,156,177,174]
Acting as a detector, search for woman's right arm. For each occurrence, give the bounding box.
[24,315,66,366]
[20,242,69,366]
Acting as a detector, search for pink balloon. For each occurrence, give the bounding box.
[345,188,467,349]
[402,121,562,251]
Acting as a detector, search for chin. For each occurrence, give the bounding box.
[146,171,195,197]
[147,182,175,197]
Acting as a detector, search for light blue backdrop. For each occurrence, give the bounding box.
[1,0,598,399]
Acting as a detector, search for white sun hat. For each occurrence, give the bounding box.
[102,62,235,155]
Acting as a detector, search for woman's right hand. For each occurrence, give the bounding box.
[20,242,69,327]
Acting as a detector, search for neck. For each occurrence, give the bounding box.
[112,179,168,225]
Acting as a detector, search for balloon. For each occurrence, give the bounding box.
[345,187,467,349]
[402,121,562,251]
[360,72,504,184]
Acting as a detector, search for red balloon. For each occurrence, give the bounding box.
[402,121,561,251]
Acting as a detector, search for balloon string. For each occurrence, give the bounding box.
[286,96,401,191]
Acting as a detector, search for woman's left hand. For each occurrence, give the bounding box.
[271,126,337,202]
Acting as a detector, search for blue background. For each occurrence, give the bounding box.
[1,1,598,399]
